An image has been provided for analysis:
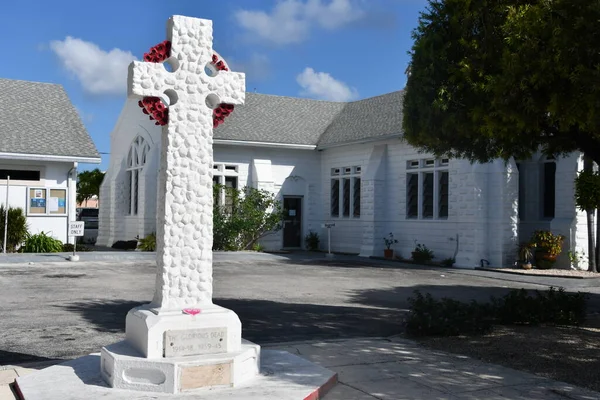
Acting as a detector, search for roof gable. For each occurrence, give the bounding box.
[0,78,100,160]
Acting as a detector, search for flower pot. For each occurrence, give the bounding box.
[521,262,532,270]
[535,252,557,270]
[384,249,394,259]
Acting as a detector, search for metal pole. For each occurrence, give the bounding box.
[3,176,9,254]
[328,227,331,255]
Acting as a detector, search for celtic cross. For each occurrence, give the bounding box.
[127,15,245,312]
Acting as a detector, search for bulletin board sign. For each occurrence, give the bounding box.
[29,188,47,214]
[28,187,68,216]
[49,189,67,215]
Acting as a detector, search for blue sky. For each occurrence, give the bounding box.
[0,0,427,172]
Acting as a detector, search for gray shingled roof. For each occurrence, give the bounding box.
[213,90,404,147]
[214,92,345,145]
[318,91,405,146]
[0,78,100,159]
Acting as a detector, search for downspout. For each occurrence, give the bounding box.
[67,162,78,244]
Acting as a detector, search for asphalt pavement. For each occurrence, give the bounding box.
[1,252,599,365]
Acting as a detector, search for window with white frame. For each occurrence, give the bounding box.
[331,166,361,218]
[126,136,150,216]
[213,163,239,211]
[406,158,449,219]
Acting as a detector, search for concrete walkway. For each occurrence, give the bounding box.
[2,337,599,400]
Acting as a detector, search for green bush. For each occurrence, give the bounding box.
[405,287,589,337]
[252,242,265,252]
[23,232,63,253]
[405,291,495,336]
[492,287,587,326]
[137,232,156,252]
[0,206,29,252]
[213,185,284,251]
[305,231,320,251]
[62,243,92,252]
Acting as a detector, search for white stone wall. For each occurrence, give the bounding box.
[98,100,588,269]
[98,99,161,246]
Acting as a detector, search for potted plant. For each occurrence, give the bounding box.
[529,230,565,269]
[518,243,533,270]
[383,232,398,259]
[411,242,435,264]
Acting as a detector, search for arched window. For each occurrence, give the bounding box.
[126,136,150,215]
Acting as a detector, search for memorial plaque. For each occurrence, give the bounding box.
[164,327,227,357]
[179,362,232,390]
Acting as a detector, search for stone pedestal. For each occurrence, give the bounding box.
[125,304,242,359]
[100,304,260,394]
[101,339,260,394]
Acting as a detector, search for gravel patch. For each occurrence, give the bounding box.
[479,267,600,279]
[413,317,600,393]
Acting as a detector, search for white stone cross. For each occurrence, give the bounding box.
[127,15,245,312]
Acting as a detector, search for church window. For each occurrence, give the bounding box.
[331,166,361,218]
[422,172,434,218]
[213,163,239,213]
[126,136,150,216]
[406,158,449,219]
[331,180,340,217]
[353,177,361,218]
[406,174,419,218]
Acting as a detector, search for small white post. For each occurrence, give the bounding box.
[322,222,335,258]
[3,175,9,254]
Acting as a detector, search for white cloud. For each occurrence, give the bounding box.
[296,67,358,101]
[50,37,136,96]
[234,0,364,45]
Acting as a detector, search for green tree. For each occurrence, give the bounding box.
[213,185,284,251]
[77,169,105,206]
[403,0,600,270]
[404,0,600,164]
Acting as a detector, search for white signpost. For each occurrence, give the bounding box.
[321,222,335,258]
[68,221,84,261]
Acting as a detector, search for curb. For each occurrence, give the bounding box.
[475,267,600,279]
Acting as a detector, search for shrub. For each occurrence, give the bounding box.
[405,291,495,336]
[411,242,434,263]
[213,185,284,251]
[405,287,589,337]
[0,206,29,252]
[23,232,63,253]
[441,257,455,267]
[492,287,588,326]
[111,240,139,250]
[305,231,320,251]
[62,243,92,252]
[138,232,156,252]
[252,242,265,252]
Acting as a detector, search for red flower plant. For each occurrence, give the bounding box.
[143,40,171,63]
[138,97,169,126]
[210,54,234,127]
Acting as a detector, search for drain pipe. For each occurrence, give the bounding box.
[67,162,78,245]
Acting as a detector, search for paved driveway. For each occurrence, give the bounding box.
[1,252,599,365]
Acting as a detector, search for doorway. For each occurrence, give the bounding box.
[283,196,302,248]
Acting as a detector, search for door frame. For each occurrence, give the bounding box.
[282,195,303,249]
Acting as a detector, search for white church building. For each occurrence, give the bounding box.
[97,90,588,269]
